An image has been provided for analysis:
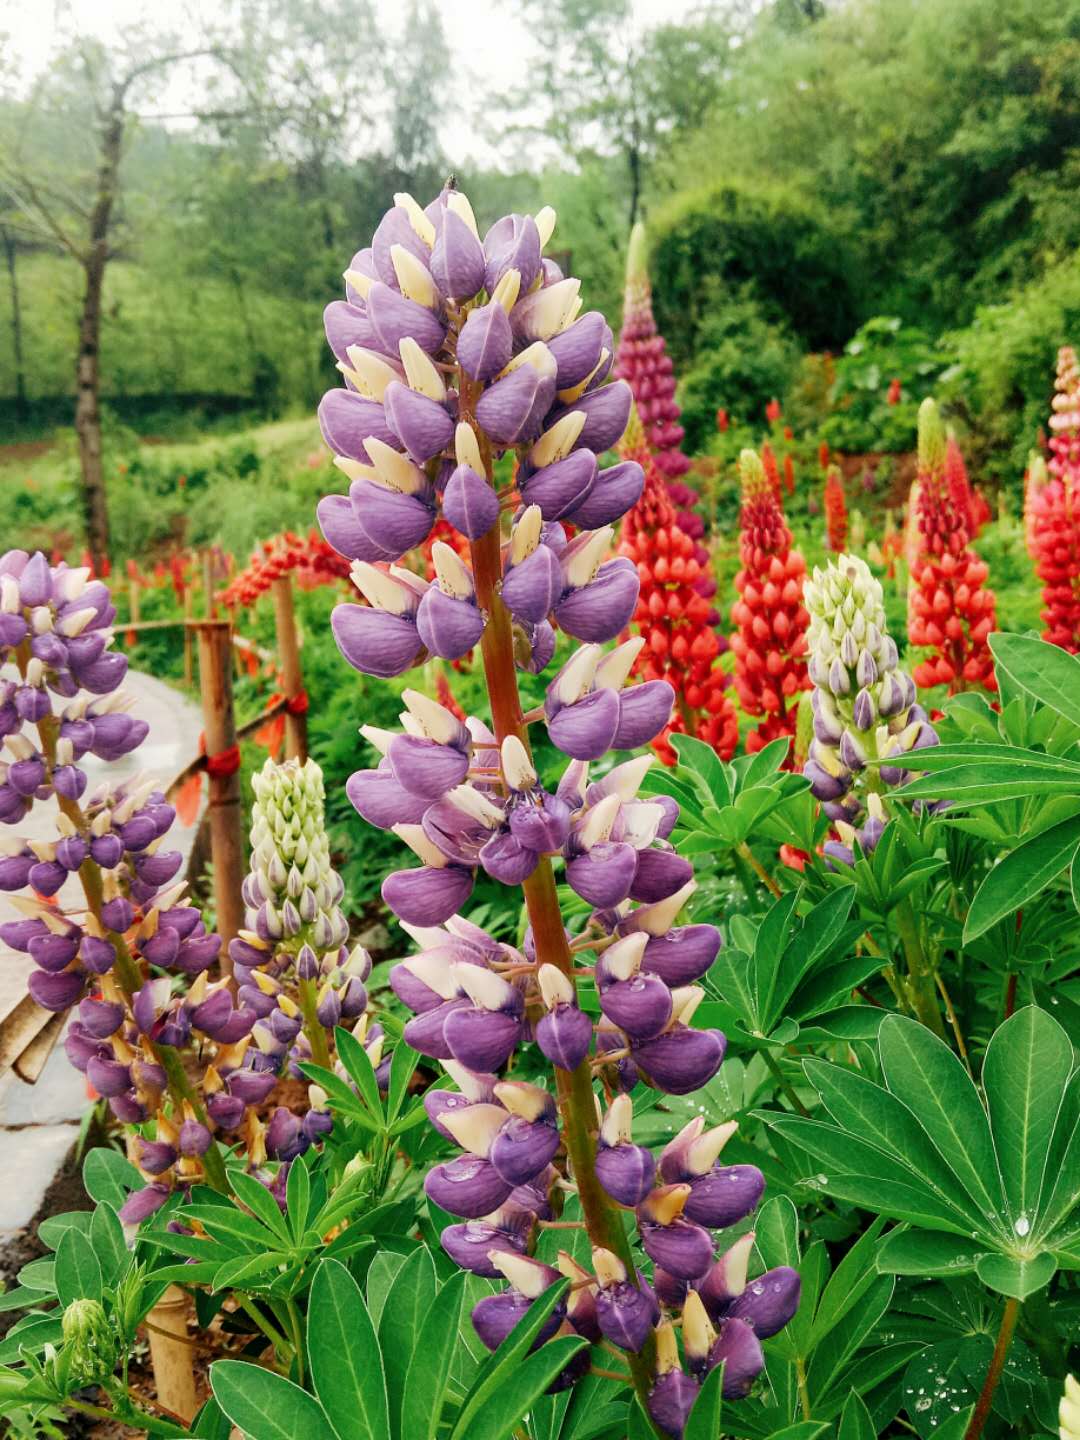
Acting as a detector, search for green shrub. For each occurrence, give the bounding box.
[943,253,1080,482]
[648,178,863,366]
[818,315,955,454]
[677,288,802,451]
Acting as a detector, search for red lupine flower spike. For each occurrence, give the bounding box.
[823,467,847,554]
[1030,348,1080,652]
[729,448,810,756]
[618,406,738,763]
[906,400,998,691]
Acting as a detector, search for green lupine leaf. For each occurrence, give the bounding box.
[875,1228,985,1277]
[307,1259,389,1440]
[974,1251,1057,1300]
[837,1392,876,1440]
[54,1226,102,1306]
[82,1148,140,1209]
[877,1016,1006,1232]
[229,1168,292,1245]
[964,814,1080,941]
[982,1006,1073,1235]
[990,632,1080,726]
[452,1280,570,1438]
[458,1337,588,1440]
[400,1271,468,1439]
[212,1360,338,1440]
[379,1245,436,1438]
[89,1203,127,1291]
[335,1025,385,1121]
[684,1362,724,1440]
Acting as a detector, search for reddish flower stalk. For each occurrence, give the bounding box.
[1030,349,1080,651]
[823,466,847,553]
[944,438,990,540]
[907,401,997,691]
[618,407,738,762]
[729,449,810,754]
[615,223,713,600]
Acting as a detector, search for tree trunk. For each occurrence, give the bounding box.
[75,92,125,573]
[1,227,28,423]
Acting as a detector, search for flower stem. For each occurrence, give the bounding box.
[736,842,782,899]
[894,898,946,1038]
[466,509,661,1434]
[964,1297,1019,1440]
[297,976,332,1069]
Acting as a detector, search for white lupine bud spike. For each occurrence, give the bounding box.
[538,963,575,1010]
[600,1092,634,1147]
[687,1121,739,1175]
[441,1103,507,1157]
[492,269,521,312]
[399,337,446,400]
[528,410,586,469]
[432,542,474,599]
[603,930,648,981]
[364,437,428,495]
[394,191,436,246]
[555,644,603,705]
[359,724,396,756]
[720,1232,755,1298]
[452,963,514,1011]
[446,189,479,236]
[510,505,544,565]
[595,637,645,692]
[557,348,610,406]
[494,1081,551,1121]
[591,1248,627,1288]
[682,1290,717,1357]
[534,205,557,247]
[596,755,654,802]
[55,566,90,602]
[565,528,614,588]
[443,784,503,827]
[671,986,705,1025]
[334,454,380,484]
[501,734,537,791]
[578,793,621,850]
[634,880,696,936]
[455,421,484,474]
[391,823,449,868]
[0,576,18,612]
[402,689,462,744]
[491,1252,552,1298]
[344,267,373,300]
[343,345,403,402]
[390,244,438,307]
[500,341,558,382]
[350,562,413,614]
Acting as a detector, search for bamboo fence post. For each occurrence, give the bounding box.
[145,1285,198,1423]
[271,573,307,762]
[182,582,194,687]
[202,550,217,618]
[192,619,244,967]
[128,572,140,647]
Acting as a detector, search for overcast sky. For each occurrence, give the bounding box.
[0,0,707,164]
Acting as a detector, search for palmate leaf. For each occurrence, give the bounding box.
[785,1008,1078,1302]
[212,1361,339,1440]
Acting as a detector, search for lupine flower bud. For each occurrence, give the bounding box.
[592,1248,660,1352]
[595,1094,655,1206]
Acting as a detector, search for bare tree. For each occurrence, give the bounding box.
[1,38,231,569]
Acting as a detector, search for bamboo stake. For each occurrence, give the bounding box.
[271,574,307,762]
[191,619,244,966]
[182,583,193,687]
[202,550,217,619]
[144,1286,198,1423]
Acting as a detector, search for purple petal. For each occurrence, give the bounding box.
[331,603,425,679]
